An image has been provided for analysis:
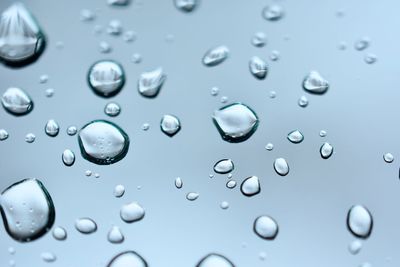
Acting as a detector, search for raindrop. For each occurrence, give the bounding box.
[141,123,150,131]
[105,102,121,117]
[39,74,49,84]
[120,202,145,223]
[186,192,199,201]
[78,120,130,165]
[364,53,377,64]
[211,87,219,96]
[80,9,95,22]
[347,205,373,239]
[107,251,147,267]
[196,253,235,267]
[269,50,280,61]
[320,143,333,159]
[108,0,131,6]
[175,177,183,189]
[66,126,77,136]
[226,180,237,189]
[174,0,198,13]
[41,252,56,263]
[287,130,304,144]
[354,37,370,51]
[213,103,259,143]
[273,158,289,176]
[0,179,55,242]
[249,56,268,80]
[348,240,362,255]
[114,185,125,198]
[213,159,234,174]
[160,114,181,137]
[123,30,136,42]
[253,215,279,240]
[75,218,97,234]
[265,143,274,151]
[262,5,284,21]
[99,41,112,53]
[62,149,75,166]
[107,226,124,244]
[303,71,329,94]
[25,133,35,143]
[220,201,229,210]
[137,67,166,98]
[8,247,15,255]
[88,60,125,97]
[383,153,394,163]
[319,130,327,137]
[220,96,228,103]
[240,176,260,197]
[85,170,92,176]
[45,119,60,137]
[131,53,142,64]
[2,87,33,116]
[202,45,229,67]
[0,129,9,141]
[298,95,309,108]
[52,226,67,241]
[45,88,54,97]
[107,20,122,35]
[251,32,267,47]
[269,90,276,98]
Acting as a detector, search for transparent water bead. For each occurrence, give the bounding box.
[75,218,97,234]
[39,74,49,84]
[348,240,362,255]
[25,133,35,143]
[0,3,46,66]
[45,88,54,97]
[213,159,234,174]
[52,226,67,241]
[78,120,130,165]
[120,202,145,223]
[2,87,33,116]
[287,130,304,144]
[99,41,112,53]
[138,67,166,98]
[141,123,150,131]
[107,251,148,267]
[107,226,124,244]
[0,179,55,242]
[62,149,75,166]
[251,32,267,47]
[66,126,77,136]
[212,103,259,143]
[226,180,237,189]
[269,50,280,61]
[364,53,377,64]
[114,185,125,198]
[186,192,199,201]
[0,129,9,141]
[354,37,370,51]
[347,205,373,239]
[80,9,95,22]
[383,153,394,163]
[210,86,219,96]
[196,253,235,267]
[88,60,125,97]
[220,201,229,210]
[131,53,142,64]
[249,56,268,80]
[273,158,289,176]
[240,176,260,197]
[174,0,198,13]
[104,102,121,117]
[303,71,329,94]
[41,252,57,263]
[107,20,123,36]
[262,5,284,21]
[44,119,59,137]
[319,130,327,137]
[298,96,309,108]
[175,177,183,189]
[253,215,279,240]
[160,114,181,137]
[202,45,229,67]
[108,0,131,6]
[320,142,333,159]
[265,143,274,151]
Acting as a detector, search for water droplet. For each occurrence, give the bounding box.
[52,226,67,241]
[320,143,333,159]
[85,170,92,176]
[0,129,9,141]
[319,130,327,137]
[348,240,362,255]
[202,46,229,67]
[273,158,289,176]
[186,192,199,201]
[75,218,97,234]
[123,30,137,42]
[298,95,309,108]
[211,86,219,96]
[249,56,268,80]
[94,173,100,178]
[213,159,234,174]
[0,3,46,66]
[111,185,125,198]
[9,260,15,267]
[269,90,276,98]
[137,67,166,98]
[67,126,77,136]
[347,205,373,239]
[220,201,229,210]
[62,149,75,166]
[131,53,142,64]
[45,88,54,97]
[251,32,267,47]
[220,96,228,103]
[174,0,198,13]
[259,252,267,261]
[269,50,280,61]
[39,74,49,84]
[213,103,259,143]
[364,53,377,64]
[175,177,183,189]
[383,153,394,163]
[287,130,304,144]
[160,114,181,137]
[25,133,35,143]
[78,120,130,165]
[80,9,95,22]
[107,251,147,267]
[120,202,145,223]
[354,37,370,51]
[254,215,279,240]
[0,179,55,242]
[107,20,122,36]
[99,41,112,53]
[45,119,60,137]
[8,246,15,255]
[262,5,284,21]
[2,87,33,116]
[359,262,372,267]
[41,252,56,263]
[141,123,150,131]
[303,71,329,94]
[88,60,125,97]
[196,253,235,267]
[265,143,274,151]
[108,0,131,6]
[226,180,237,189]
[240,176,260,197]
[107,226,124,244]
[104,102,121,117]
[338,41,347,50]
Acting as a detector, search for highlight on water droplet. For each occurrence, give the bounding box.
[347,205,373,239]
[62,149,75,166]
[45,119,60,137]
[25,133,35,143]
[253,215,279,240]
[0,129,9,141]
[52,226,67,241]
[104,102,121,117]
[196,253,235,267]
[287,130,304,144]
[202,45,229,67]
[213,159,234,174]
[383,153,394,163]
[2,88,33,116]
[88,60,125,97]
[174,0,198,13]
[249,56,268,80]
[120,202,145,223]
[160,114,181,137]
[320,142,333,159]
[273,158,289,176]
[107,225,124,244]
[226,180,237,189]
[348,240,362,255]
[186,192,199,201]
[107,251,148,267]
[240,176,260,197]
[303,71,329,94]
[262,4,284,21]
[137,67,166,98]
[114,185,125,198]
[75,218,97,234]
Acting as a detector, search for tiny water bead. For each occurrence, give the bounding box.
[25,133,35,143]
[62,149,75,166]
[45,119,60,137]
[253,215,279,240]
[262,5,284,21]
[269,50,280,61]
[186,192,199,201]
[298,95,309,108]
[348,240,363,255]
[226,180,237,189]
[104,102,121,117]
[287,130,304,144]
[80,9,95,22]
[249,56,268,80]
[8,246,15,255]
[212,103,259,143]
[39,74,49,84]
[131,53,142,64]
[120,202,145,223]
[210,86,219,96]
[108,0,131,6]
[107,20,123,36]
[141,123,150,131]
[78,120,130,165]
[213,159,234,174]
[52,226,67,241]
[114,185,125,198]
[240,176,260,197]
[2,87,33,116]
[88,60,125,97]
[269,90,276,98]
[67,126,77,136]
[196,253,235,267]
[0,179,55,242]
[202,45,229,67]
[259,252,267,261]
[174,0,198,13]
[107,251,148,267]
[0,129,9,141]
[160,114,181,137]
[303,71,329,94]
[354,37,370,51]
[75,218,97,234]
[175,177,183,189]
[107,226,124,244]
[383,153,394,163]
[123,30,137,42]
[319,130,327,137]
[0,3,46,66]
[265,143,274,151]
[320,142,334,159]
[45,88,54,97]
[273,158,289,176]
[364,53,377,64]
[99,41,112,53]
[220,96,228,103]
[138,67,166,98]
[251,32,267,47]
[347,205,373,239]
[41,252,57,263]
[220,201,229,210]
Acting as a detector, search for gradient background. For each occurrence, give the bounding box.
[0,0,399,266]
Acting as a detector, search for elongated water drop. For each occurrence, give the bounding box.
[262,5,284,21]
[175,177,183,189]
[253,215,279,240]
[52,226,67,241]
[75,218,97,234]
[303,71,329,94]
[202,46,229,67]
[108,0,131,6]
[88,60,125,97]
[41,252,56,263]
[45,119,59,137]
[213,159,234,174]
[114,185,125,198]
[186,192,199,201]
[107,251,148,267]
[160,114,181,137]
[138,67,166,98]
[196,253,235,267]
[107,226,124,244]
[249,56,268,80]
[287,130,304,144]
[62,149,75,166]
[174,0,198,12]
[120,202,145,223]
[2,88,33,115]
[274,158,289,176]
[240,176,260,197]
[347,205,373,239]
[320,142,333,159]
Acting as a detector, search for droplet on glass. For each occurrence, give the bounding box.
[104,102,121,117]
[354,37,370,51]
[175,177,183,189]
[107,226,124,244]
[265,143,274,151]
[319,130,327,137]
[52,226,67,241]
[251,32,267,47]
[138,67,166,98]
[107,20,122,36]
[269,90,276,98]
[66,126,77,136]
[262,5,284,21]
[141,123,150,131]
[120,202,145,223]
[41,252,57,263]
[45,119,60,137]
[213,159,234,174]
[210,87,219,96]
[39,74,49,84]
[347,205,373,239]
[107,251,147,267]
[273,158,289,176]
[320,142,333,159]
[80,9,95,22]
[249,56,268,80]
[174,0,198,13]
[240,176,260,197]
[220,96,228,103]
[202,45,229,67]
[62,149,75,166]
[75,218,97,234]
[220,201,229,210]
[88,60,125,98]
[226,180,237,189]
[253,215,279,240]
[269,50,280,61]
[108,0,131,6]
[303,71,329,94]
[99,41,112,53]
[160,114,181,137]
[114,185,125,198]
[364,53,377,64]
[186,192,199,201]
[2,87,33,116]
[85,170,92,176]
[25,133,35,143]
[287,130,304,144]
[123,30,137,42]
[0,129,9,141]
[383,153,394,163]
[196,253,235,267]
[131,53,142,64]
[45,88,54,97]
[298,96,309,108]
[348,240,362,255]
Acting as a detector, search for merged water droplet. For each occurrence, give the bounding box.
[75,218,97,234]
[62,149,75,166]
[186,192,199,201]
[0,129,9,141]
[45,119,59,137]
[347,205,373,239]
[114,185,125,198]
[249,56,268,80]
[383,153,394,163]
[104,102,121,117]
[212,103,259,143]
[107,251,148,267]
[160,114,181,137]
[175,177,183,189]
[348,240,362,255]
[0,3,46,66]
[196,253,235,267]
[137,67,166,98]
[0,179,55,242]
[78,120,130,165]
[287,130,304,144]
[240,176,260,197]
[251,32,267,47]
[120,202,145,223]
[262,5,284,21]
[107,226,124,244]
[25,133,35,143]
[253,215,279,240]
[202,46,229,67]
[320,143,333,159]
[273,158,289,176]
[174,0,198,13]
[303,71,329,94]
[213,159,234,174]
[41,252,57,263]
[2,87,33,116]
[52,226,67,241]
[88,60,125,97]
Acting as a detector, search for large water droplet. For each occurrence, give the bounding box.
[107,226,124,244]
[0,179,55,242]
[120,202,145,223]
[104,102,121,117]
[174,0,198,12]
[78,120,130,165]
[2,87,33,116]
[213,159,234,174]
[347,205,373,239]
[75,218,97,234]
[45,119,59,137]
[107,251,148,267]
[273,158,289,176]
[303,71,329,94]
[249,56,268,80]
[196,253,235,267]
[262,5,284,21]
[160,114,181,137]
[88,60,125,97]
[253,215,279,240]
[240,176,260,197]
[212,103,259,143]
[62,149,75,166]
[202,46,229,67]
[52,226,67,241]
[137,67,166,98]
[0,3,46,66]
[287,130,304,144]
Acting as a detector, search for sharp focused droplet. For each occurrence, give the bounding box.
[249,56,268,80]
[2,87,33,116]
[186,192,199,201]
[104,102,121,117]
[383,153,394,163]
[66,126,77,136]
[137,67,166,98]
[0,179,55,242]
[120,202,145,223]
[320,142,333,159]
[287,130,304,144]
[174,0,198,13]
[0,3,46,66]
[202,46,229,67]
[175,177,183,189]
[62,149,75,166]
[347,205,373,239]
[52,226,67,241]
[253,215,279,240]
[88,60,125,97]
[196,253,235,267]
[262,5,284,21]
[45,119,60,137]
[107,251,148,267]
[213,159,234,174]
[78,120,130,165]
[303,71,329,94]
[107,226,124,244]
[273,158,289,176]
[160,114,181,137]
[226,180,237,189]
[212,103,259,143]
[75,218,97,234]
[240,176,260,197]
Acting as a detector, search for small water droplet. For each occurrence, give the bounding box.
[2,88,33,116]
[114,185,125,198]
[251,32,267,47]
[62,149,75,166]
[319,130,327,137]
[298,96,309,108]
[41,252,56,263]
[160,114,181,137]
[364,53,377,64]
[138,67,166,98]
[320,143,334,159]
[348,240,362,255]
[265,143,274,151]
[354,37,370,51]
[174,0,198,13]
[52,226,67,241]
[9,260,15,267]
[210,86,219,96]
[254,215,279,240]
[259,252,267,261]
[249,56,268,80]
[45,119,60,137]
[262,5,284,21]
[141,123,150,131]
[175,177,183,189]
[186,192,199,201]
[39,74,49,84]
[107,20,123,36]
[75,218,97,234]
[45,88,54,97]
[202,46,229,67]
[123,30,137,42]
[107,251,147,267]
[80,9,96,22]
[94,173,100,178]
[108,0,131,6]
[347,205,373,239]
[107,226,124,244]
[303,71,329,94]
[383,153,394,163]
[0,129,9,141]
[25,133,35,143]
[120,202,145,223]
[104,102,121,117]
[66,126,77,136]
[240,176,260,197]
[226,180,237,189]
[213,159,234,174]
[131,53,142,64]
[8,246,15,255]
[220,201,229,210]
[196,253,235,267]
[88,60,125,97]
[99,41,112,53]
[359,262,372,267]
[220,96,228,103]
[273,158,289,176]
[338,41,347,50]
[269,50,280,61]
[287,130,304,144]
[85,170,92,176]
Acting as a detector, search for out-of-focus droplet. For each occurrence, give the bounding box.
[259,252,267,261]
[62,149,75,166]
[175,177,183,189]
[174,0,198,13]
[107,20,122,36]
[210,87,219,96]
[262,5,284,21]
[107,251,147,267]
[196,253,235,267]
[273,158,289,176]
[251,32,267,47]
[88,60,125,97]
[85,170,92,176]
[41,252,57,263]
[287,130,304,144]
[319,130,327,137]
[99,41,112,53]
[0,129,9,141]
[123,30,137,42]
[354,37,370,51]
[25,133,35,143]
[141,123,150,131]
[105,102,121,117]
[9,260,15,267]
[213,159,234,174]
[220,96,228,103]
[138,67,166,98]
[107,226,124,244]
[202,45,229,67]
[298,95,309,108]
[75,218,97,234]
[120,202,145,223]
[226,180,237,189]
[253,215,279,240]
[45,88,54,97]
[0,179,55,242]
[80,9,95,22]
[131,53,142,64]
[303,71,329,94]
[213,103,259,143]
[67,126,77,136]
[383,153,394,163]
[114,185,125,198]
[45,119,60,137]
[78,120,130,165]
[249,56,268,80]
[269,50,280,61]
[359,262,372,267]
[39,74,49,84]
[220,201,229,210]
[240,176,260,197]
[269,90,276,98]
[160,114,181,137]
[94,173,100,179]
[2,88,33,116]
[338,41,347,50]
[108,0,131,6]
[52,226,67,241]
[320,143,333,159]
[347,205,373,239]
[8,247,15,255]
[186,192,199,201]
[364,53,377,64]
[265,143,274,151]
[348,240,362,255]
